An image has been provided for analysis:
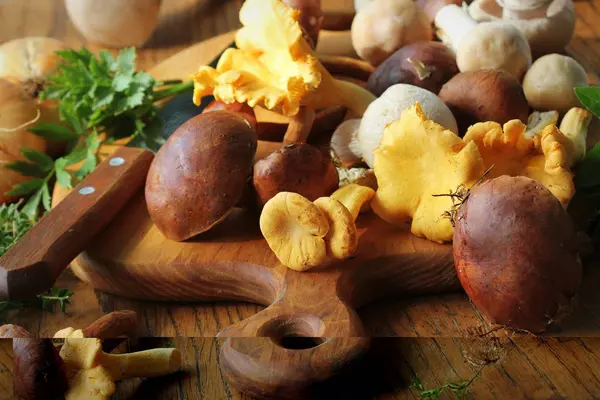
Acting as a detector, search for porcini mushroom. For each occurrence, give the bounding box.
[193,0,376,118]
[59,337,181,381]
[145,111,257,241]
[522,54,589,113]
[314,197,358,260]
[433,5,532,80]
[438,70,530,135]
[0,325,69,400]
[468,0,576,57]
[357,83,458,167]
[259,192,330,271]
[253,143,339,207]
[366,41,459,97]
[351,0,433,66]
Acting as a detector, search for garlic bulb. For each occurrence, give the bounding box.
[0,79,48,204]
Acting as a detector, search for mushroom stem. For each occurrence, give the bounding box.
[434,4,478,51]
[255,140,283,161]
[283,106,316,144]
[559,107,593,164]
[332,79,377,116]
[98,348,182,381]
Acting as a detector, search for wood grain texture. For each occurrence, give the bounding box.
[0,341,12,400]
[0,147,153,300]
[103,337,600,399]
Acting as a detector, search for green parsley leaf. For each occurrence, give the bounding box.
[117,47,136,76]
[29,122,79,141]
[21,189,44,218]
[575,143,600,189]
[0,202,35,256]
[4,161,47,178]
[6,178,44,196]
[21,148,55,171]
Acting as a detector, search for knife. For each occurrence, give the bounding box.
[0,147,154,300]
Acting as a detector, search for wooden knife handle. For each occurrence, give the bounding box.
[0,147,154,300]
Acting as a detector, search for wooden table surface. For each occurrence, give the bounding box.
[2,0,600,399]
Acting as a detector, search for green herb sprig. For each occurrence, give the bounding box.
[411,368,483,400]
[0,287,73,322]
[4,47,192,221]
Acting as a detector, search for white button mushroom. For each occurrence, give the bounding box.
[468,0,576,57]
[522,54,589,112]
[456,22,532,81]
[351,0,433,66]
[434,5,532,80]
[357,84,459,168]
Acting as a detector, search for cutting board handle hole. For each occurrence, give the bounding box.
[260,315,325,350]
[276,336,325,350]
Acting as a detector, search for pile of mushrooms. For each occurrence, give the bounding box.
[1,311,182,400]
[143,0,598,335]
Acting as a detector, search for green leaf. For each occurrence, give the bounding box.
[117,47,136,76]
[29,122,78,141]
[3,161,47,178]
[575,86,600,118]
[6,178,44,196]
[60,106,85,135]
[41,184,52,211]
[113,74,133,92]
[21,189,43,218]
[20,148,54,171]
[55,168,72,189]
[99,50,117,71]
[575,142,600,189]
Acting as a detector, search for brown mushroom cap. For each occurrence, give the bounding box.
[13,338,68,400]
[145,111,257,241]
[438,69,530,135]
[253,143,339,207]
[367,41,459,96]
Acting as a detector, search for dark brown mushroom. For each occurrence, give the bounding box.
[145,111,258,241]
[253,143,339,207]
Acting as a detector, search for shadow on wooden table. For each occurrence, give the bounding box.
[106,337,600,399]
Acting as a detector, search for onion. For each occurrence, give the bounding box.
[0,37,69,156]
[0,79,48,204]
[453,175,582,333]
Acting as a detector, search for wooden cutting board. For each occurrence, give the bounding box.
[51,30,461,399]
